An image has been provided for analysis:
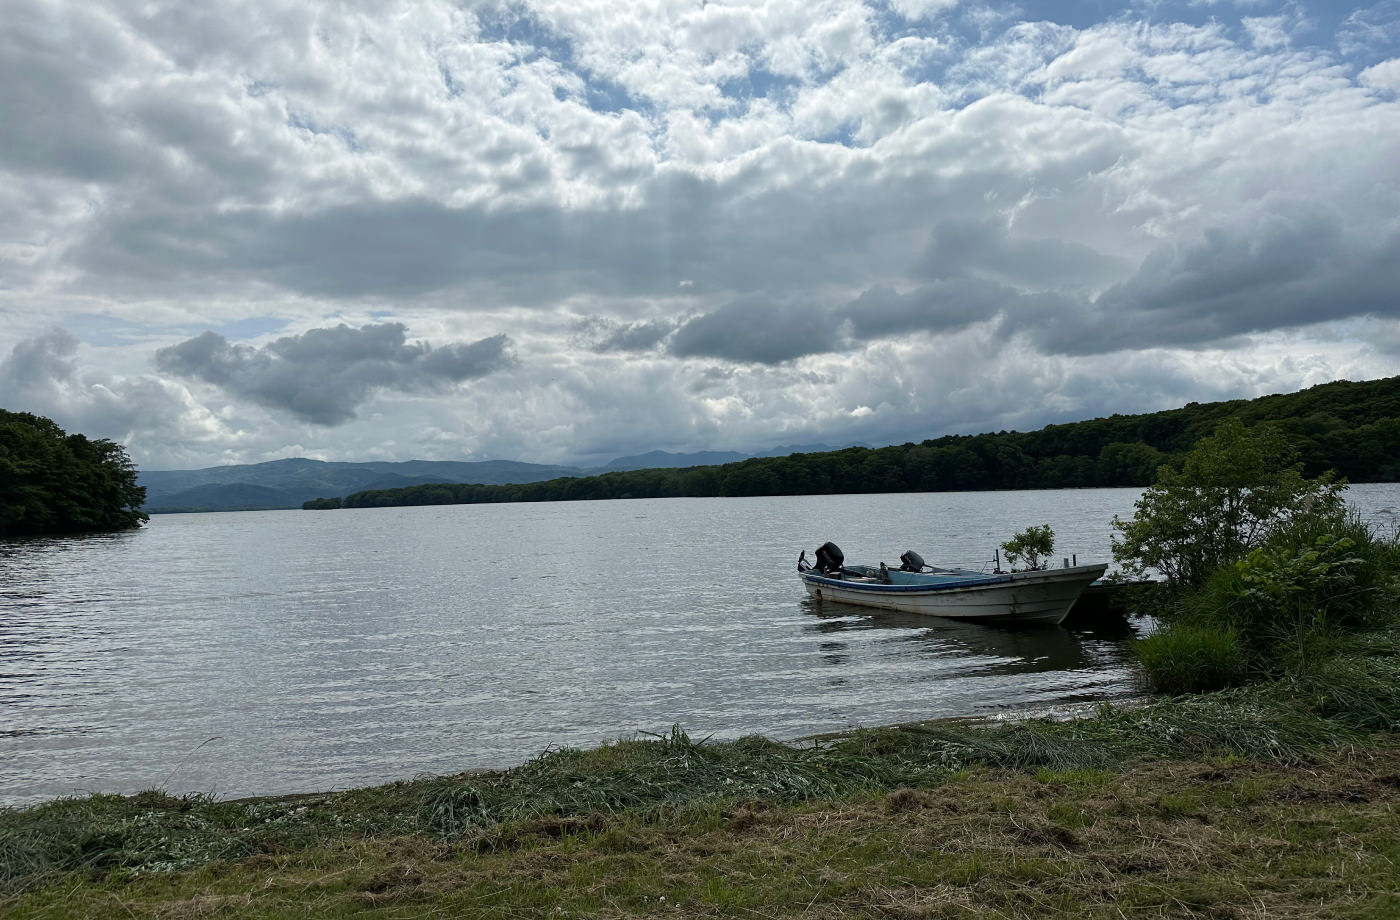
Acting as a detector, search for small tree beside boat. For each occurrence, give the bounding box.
[1001,524,1055,572]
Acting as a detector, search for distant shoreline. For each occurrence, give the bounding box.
[121,376,1400,513]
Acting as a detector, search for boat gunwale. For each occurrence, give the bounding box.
[797,563,1108,595]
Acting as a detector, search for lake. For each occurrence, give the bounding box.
[5,485,1400,807]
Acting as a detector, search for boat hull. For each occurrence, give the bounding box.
[799,563,1109,625]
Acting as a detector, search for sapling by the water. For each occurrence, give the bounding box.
[1002,524,1055,571]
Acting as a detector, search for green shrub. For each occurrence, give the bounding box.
[1112,418,1345,589]
[1001,524,1054,571]
[1134,623,1249,695]
[1269,507,1399,625]
[1115,417,1400,690]
[1186,509,1398,675]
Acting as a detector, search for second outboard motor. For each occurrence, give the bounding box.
[815,541,845,575]
[899,550,926,572]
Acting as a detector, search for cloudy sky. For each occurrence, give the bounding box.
[1,0,1398,470]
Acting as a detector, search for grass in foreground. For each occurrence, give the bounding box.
[4,746,1399,919]
[4,636,1399,918]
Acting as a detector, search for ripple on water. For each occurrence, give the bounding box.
[13,486,1397,805]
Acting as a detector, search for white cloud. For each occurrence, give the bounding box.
[0,330,231,468]
[1360,57,1400,90]
[886,0,960,21]
[1242,16,1290,50]
[1338,2,1400,57]
[1,1,1398,469]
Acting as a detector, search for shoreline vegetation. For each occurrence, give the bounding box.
[305,375,1400,511]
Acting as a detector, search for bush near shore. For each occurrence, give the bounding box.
[1114,418,1400,694]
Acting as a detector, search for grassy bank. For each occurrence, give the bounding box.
[5,635,1398,919]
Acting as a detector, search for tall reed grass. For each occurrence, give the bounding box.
[1134,623,1248,694]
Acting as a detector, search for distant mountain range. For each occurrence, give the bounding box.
[139,444,867,512]
[139,458,582,513]
[602,444,856,470]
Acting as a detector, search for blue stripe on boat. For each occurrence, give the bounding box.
[799,572,1010,592]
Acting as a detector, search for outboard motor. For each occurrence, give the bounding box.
[815,541,845,575]
[899,549,926,572]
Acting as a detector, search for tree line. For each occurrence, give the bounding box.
[1,409,148,537]
[312,376,1400,510]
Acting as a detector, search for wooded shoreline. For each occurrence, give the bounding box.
[315,376,1400,510]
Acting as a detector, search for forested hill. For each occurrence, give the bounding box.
[1,410,147,536]
[327,376,1400,509]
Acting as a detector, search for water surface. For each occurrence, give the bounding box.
[5,485,1399,806]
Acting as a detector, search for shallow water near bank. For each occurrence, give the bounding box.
[5,484,1400,806]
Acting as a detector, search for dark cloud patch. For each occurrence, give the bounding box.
[421,336,517,378]
[1026,211,1400,356]
[636,281,1012,366]
[918,216,1126,289]
[839,280,1010,340]
[0,7,140,182]
[156,331,248,386]
[0,328,81,400]
[79,196,714,303]
[71,167,957,306]
[576,317,678,353]
[668,300,841,364]
[82,201,542,300]
[1106,212,1344,318]
[155,323,515,424]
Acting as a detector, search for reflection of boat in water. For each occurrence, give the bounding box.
[1065,579,1158,625]
[798,542,1107,626]
[799,598,1100,674]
